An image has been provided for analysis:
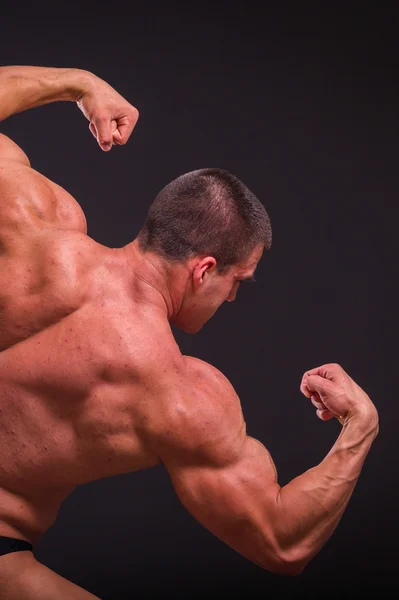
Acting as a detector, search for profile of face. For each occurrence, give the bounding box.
[172,244,264,333]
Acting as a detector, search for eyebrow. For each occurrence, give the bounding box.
[240,274,256,282]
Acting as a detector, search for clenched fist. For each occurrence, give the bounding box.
[75,72,139,151]
[300,363,378,428]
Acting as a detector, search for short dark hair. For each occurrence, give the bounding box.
[137,168,272,273]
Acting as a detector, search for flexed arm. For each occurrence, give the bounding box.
[160,359,379,575]
[0,66,139,151]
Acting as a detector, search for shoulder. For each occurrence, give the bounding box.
[182,355,241,412]
[0,134,87,235]
[151,354,246,465]
[169,355,240,408]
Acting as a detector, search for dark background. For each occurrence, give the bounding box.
[1,5,397,598]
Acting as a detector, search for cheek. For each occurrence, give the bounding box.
[223,281,235,299]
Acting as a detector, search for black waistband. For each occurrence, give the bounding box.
[0,536,33,556]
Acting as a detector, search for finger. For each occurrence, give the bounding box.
[115,122,133,145]
[89,121,97,140]
[300,369,320,396]
[90,121,113,148]
[310,395,325,410]
[304,363,343,382]
[300,364,340,397]
[115,109,139,145]
[110,119,122,145]
[300,377,312,398]
[306,374,335,397]
[316,408,335,421]
[92,114,113,151]
[301,379,326,399]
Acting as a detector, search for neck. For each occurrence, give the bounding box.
[122,240,191,320]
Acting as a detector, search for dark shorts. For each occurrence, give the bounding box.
[0,536,33,557]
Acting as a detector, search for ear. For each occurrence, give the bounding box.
[192,256,217,290]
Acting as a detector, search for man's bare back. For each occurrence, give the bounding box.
[0,137,188,542]
[0,65,379,599]
[0,133,197,598]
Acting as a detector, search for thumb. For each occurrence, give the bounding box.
[92,115,113,151]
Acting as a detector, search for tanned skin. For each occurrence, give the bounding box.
[0,66,378,599]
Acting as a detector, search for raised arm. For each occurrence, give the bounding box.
[0,65,139,151]
[159,358,379,575]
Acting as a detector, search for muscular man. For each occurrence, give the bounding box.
[0,66,379,599]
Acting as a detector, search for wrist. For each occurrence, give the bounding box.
[345,407,379,439]
[55,68,94,103]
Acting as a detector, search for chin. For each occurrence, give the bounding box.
[178,322,204,334]
[172,317,205,334]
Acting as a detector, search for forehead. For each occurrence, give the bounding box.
[235,244,264,274]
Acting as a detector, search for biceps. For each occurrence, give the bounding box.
[167,437,282,570]
[0,134,30,166]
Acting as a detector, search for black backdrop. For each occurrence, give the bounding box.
[1,6,397,598]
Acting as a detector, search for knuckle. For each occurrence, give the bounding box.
[328,362,341,370]
[130,106,139,120]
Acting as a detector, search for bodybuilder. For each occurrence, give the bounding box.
[0,66,379,599]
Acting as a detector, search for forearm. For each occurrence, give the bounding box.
[275,412,378,569]
[0,66,90,122]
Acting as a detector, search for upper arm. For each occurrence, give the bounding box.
[0,133,31,166]
[159,357,285,573]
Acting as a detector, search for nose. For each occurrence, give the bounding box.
[226,283,239,302]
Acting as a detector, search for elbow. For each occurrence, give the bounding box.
[276,559,307,577]
[268,557,307,577]
[259,547,310,576]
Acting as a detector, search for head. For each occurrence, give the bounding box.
[137,168,272,332]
